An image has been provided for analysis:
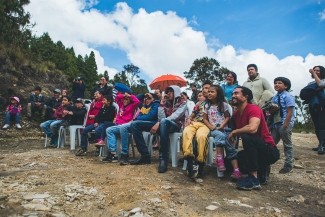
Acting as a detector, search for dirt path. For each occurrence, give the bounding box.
[0,132,325,217]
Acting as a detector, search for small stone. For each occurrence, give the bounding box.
[286,195,305,203]
[161,185,172,190]
[273,207,281,213]
[306,170,315,173]
[130,207,142,214]
[317,200,325,205]
[301,131,306,134]
[170,208,176,212]
[195,178,203,183]
[293,164,304,169]
[0,194,8,201]
[31,199,44,204]
[66,193,77,197]
[0,204,5,209]
[34,204,51,211]
[238,203,253,208]
[150,198,162,203]
[206,205,218,210]
[22,203,37,210]
[24,194,50,200]
[228,200,240,205]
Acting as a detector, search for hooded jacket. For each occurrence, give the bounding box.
[134,100,159,122]
[158,85,187,130]
[242,74,274,106]
[66,105,87,125]
[115,94,140,125]
[86,97,103,126]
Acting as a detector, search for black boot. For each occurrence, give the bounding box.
[318,130,325,155]
[158,159,168,173]
[130,156,151,165]
[196,162,205,179]
[120,154,129,166]
[312,129,320,151]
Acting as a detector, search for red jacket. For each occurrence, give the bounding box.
[86,98,103,126]
[52,105,67,120]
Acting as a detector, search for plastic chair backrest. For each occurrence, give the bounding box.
[82,104,91,127]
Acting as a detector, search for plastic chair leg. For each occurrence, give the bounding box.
[182,159,188,170]
[70,127,76,150]
[44,134,48,147]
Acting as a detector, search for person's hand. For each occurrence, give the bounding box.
[52,108,56,112]
[89,115,95,119]
[150,122,160,134]
[309,69,315,75]
[35,102,41,106]
[94,123,98,128]
[228,131,236,142]
[185,119,192,127]
[218,126,224,131]
[283,123,288,129]
[209,125,216,131]
[63,110,69,115]
[124,92,130,98]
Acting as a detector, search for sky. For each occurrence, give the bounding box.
[25,0,325,96]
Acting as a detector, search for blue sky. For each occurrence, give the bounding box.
[92,0,325,71]
[26,0,325,95]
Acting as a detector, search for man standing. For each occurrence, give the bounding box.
[190,84,199,104]
[72,77,86,100]
[229,86,280,190]
[27,86,46,121]
[242,64,274,107]
[130,85,187,173]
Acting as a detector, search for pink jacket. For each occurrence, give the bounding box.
[115,94,140,125]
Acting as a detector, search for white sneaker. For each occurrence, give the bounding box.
[16,124,22,129]
[2,124,10,129]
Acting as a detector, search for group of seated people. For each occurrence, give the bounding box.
[8,62,318,191]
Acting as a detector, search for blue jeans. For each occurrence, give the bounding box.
[100,122,115,140]
[80,123,104,149]
[40,120,63,137]
[158,119,179,160]
[5,112,20,124]
[130,121,157,157]
[106,123,131,155]
[210,129,237,160]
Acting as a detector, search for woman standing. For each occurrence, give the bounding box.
[308,66,325,154]
[222,72,238,102]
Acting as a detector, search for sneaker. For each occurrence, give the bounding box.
[279,166,292,174]
[2,124,10,129]
[187,159,198,179]
[120,154,129,166]
[216,159,226,172]
[236,174,261,190]
[75,148,87,156]
[196,163,205,179]
[111,154,119,163]
[258,166,268,185]
[230,170,242,180]
[15,124,22,129]
[95,140,105,146]
[102,152,112,162]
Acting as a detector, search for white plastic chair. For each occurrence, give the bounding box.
[57,104,90,150]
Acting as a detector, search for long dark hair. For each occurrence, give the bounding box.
[312,66,325,79]
[227,71,238,84]
[206,85,226,112]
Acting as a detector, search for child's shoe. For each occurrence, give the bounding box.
[216,158,226,172]
[2,124,10,129]
[15,124,22,129]
[95,139,105,146]
[230,169,242,180]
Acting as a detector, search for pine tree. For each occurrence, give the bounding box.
[84,51,98,87]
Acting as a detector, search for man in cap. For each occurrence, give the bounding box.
[27,86,46,121]
[45,89,62,120]
[228,86,280,190]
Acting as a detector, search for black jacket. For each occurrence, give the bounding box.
[72,82,86,99]
[66,105,87,125]
[94,105,115,124]
[91,84,112,99]
[29,93,46,106]
[46,97,61,109]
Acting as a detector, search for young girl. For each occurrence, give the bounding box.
[203,85,241,180]
[3,97,22,129]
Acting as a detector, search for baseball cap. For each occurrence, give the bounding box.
[75,98,84,104]
[53,89,61,94]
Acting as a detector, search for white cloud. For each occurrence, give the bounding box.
[25,0,325,96]
[319,9,325,21]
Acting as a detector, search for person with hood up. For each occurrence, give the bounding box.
[130,85,187,173]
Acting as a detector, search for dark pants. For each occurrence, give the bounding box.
[100,121,115,139]
[81,123,107,149]
[241,133,280,172]
[158,119,179,160]
[130,121,157,157]
[310,105,325,130]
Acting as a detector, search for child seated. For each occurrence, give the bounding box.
[2,96,22,129]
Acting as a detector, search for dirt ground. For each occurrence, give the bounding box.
[0,127,325,216]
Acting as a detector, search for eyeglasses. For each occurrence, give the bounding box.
[145,97,152,100]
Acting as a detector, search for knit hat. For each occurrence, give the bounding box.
[10,96,20,103]
[274,77,291,91]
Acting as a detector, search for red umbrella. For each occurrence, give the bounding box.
[149,74,187,91]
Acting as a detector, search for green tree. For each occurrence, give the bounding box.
[84,51,98,87]
[183,57,230,89]
[0,0,33,47]
[294,95,313,130]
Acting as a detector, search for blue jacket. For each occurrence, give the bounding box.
[300,82,325,108]
[134,100,159,121]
